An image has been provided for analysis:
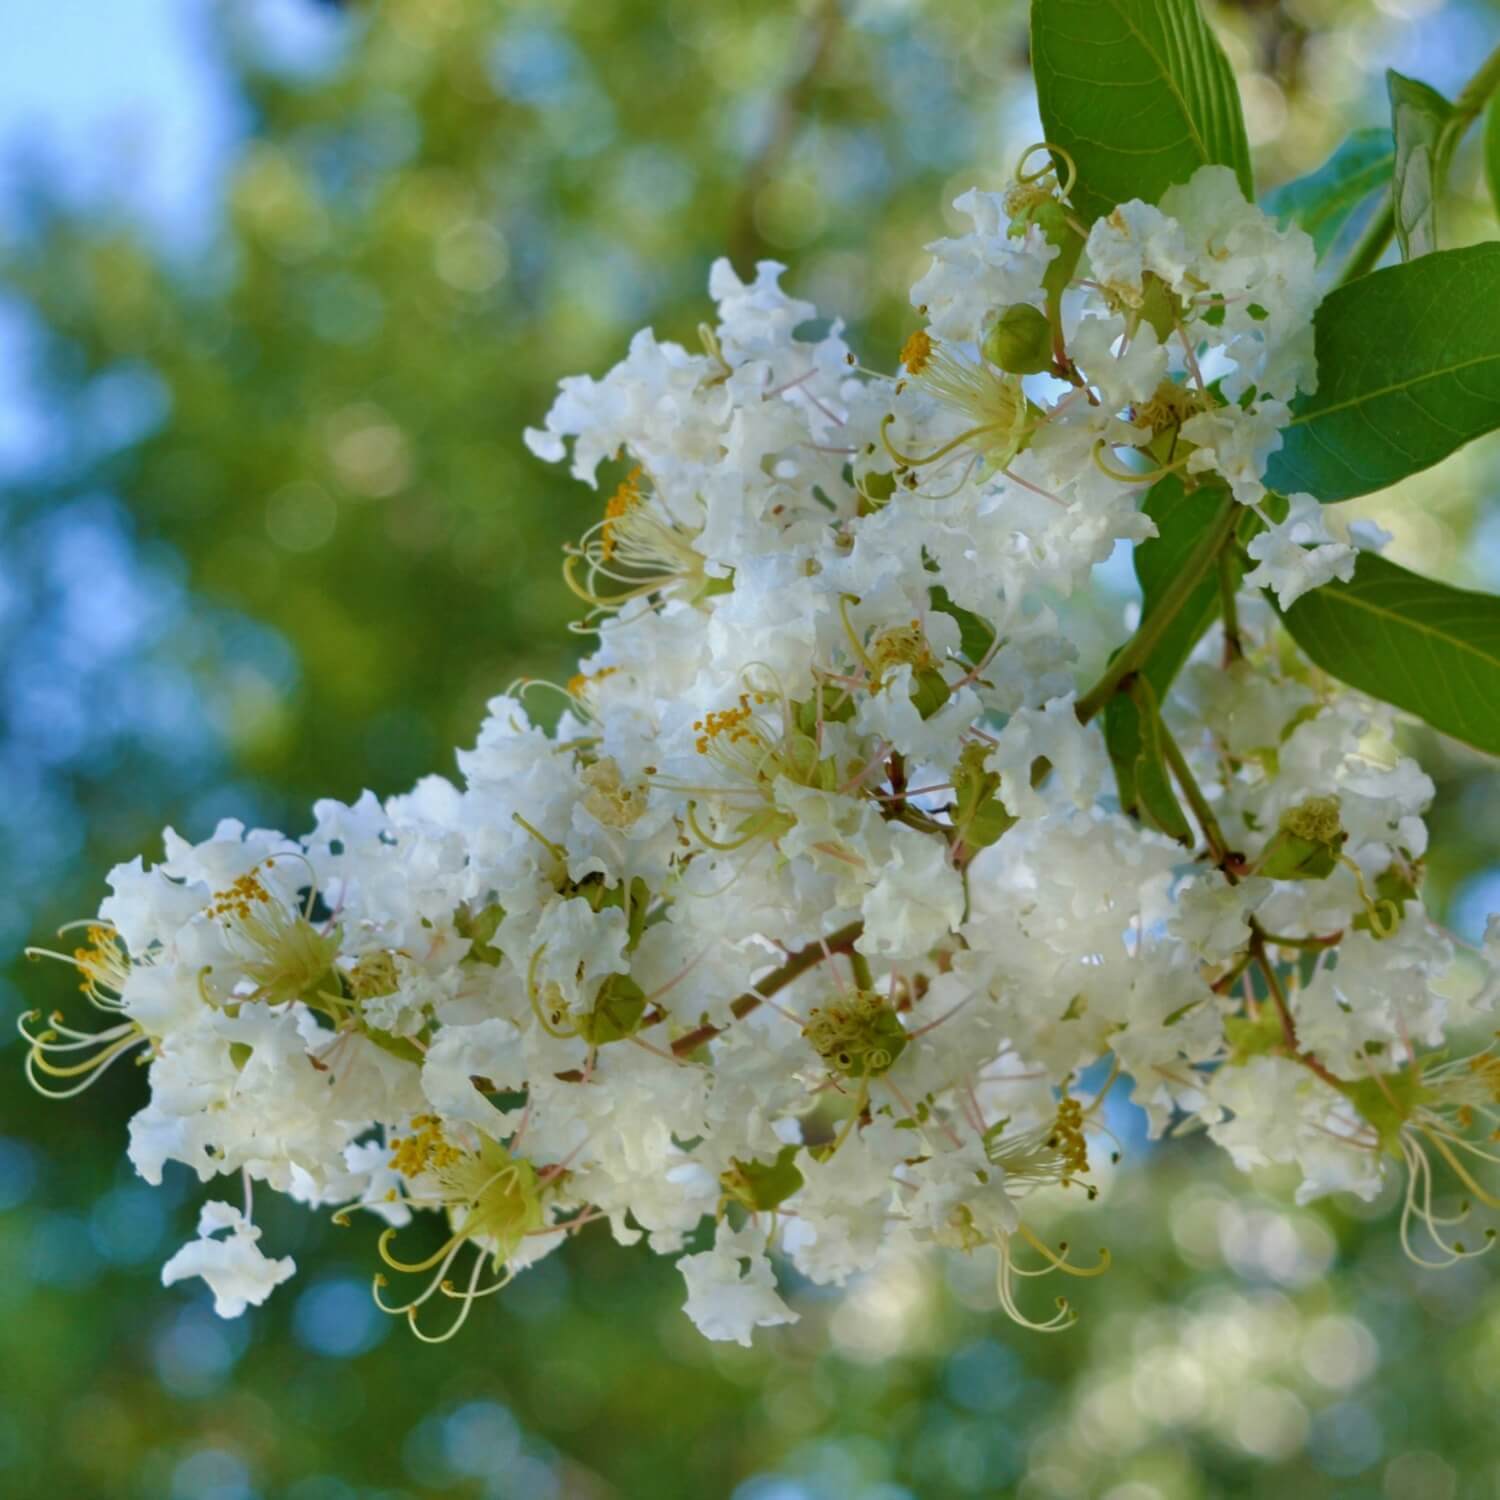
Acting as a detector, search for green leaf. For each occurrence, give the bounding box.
[1265,242,1500,502]
[1131,474,1238,696]
[1280,553,1500,754]
[1031,0,1252,225]
[1106,681,1192,840]
[1387,70,1459,260]
[1104,475,1237,830]
[1485,90,1500,221]
[1263,127,1393,262]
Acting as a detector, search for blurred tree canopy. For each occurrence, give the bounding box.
[2,1,1500,1496]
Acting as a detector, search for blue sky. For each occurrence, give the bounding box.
[0,0,239,243]
[0,0,346,246]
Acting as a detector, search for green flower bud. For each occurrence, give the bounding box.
[1256,796,1346,880]
[983,303,1053,375]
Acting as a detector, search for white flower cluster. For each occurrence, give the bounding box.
[25,159,1499,1345]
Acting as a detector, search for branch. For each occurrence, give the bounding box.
[669,920,863,1057]
[1250,934,1343,1089]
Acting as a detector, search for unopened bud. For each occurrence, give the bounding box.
[983,303,1053,375]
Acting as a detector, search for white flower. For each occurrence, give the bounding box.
[1180,403,1289,505]
[1243,493,1356,608]
[858,825,965,961]
[989,695,1104,819]
[910,189,1056,343]
[677,1221,798,1346]
[1171,874,1270,961]
[1348,518,1393,552]
[28,162,1472,1352]
[161,1202,296,1317]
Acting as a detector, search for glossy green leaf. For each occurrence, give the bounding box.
[1104,476,1237,829]
[1485,89,1500,221]
[1129,474,1238,696]
[1263,127,1393,262]
[1280,553,1500,754]
[1387,70,1459,260]
[1265,242,1500,502]
[1031,0,1252,225]
[1107,679,1192,840]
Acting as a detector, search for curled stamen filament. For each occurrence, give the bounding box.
[1337,855,1400,938]
[1092,440,1187,486]
[1015,141,1078,202]
[20,1011,147,1098]
[882,414,998,471]
[527,945,580,1040]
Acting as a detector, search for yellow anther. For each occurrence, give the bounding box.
[600,468,644,561]
[900,330,934,375]
[389,1114,463,1178]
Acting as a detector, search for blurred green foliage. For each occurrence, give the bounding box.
[3,1,1500,1496]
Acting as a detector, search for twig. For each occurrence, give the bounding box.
[669,920,863,1056]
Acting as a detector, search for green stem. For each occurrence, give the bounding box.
[1155,714,1234,874]
[1453,38,1500,121]
[1336,197,1394,286]
[849,949,874,991]
[1075,490,1238,723]
[1217,548,1242,665]
[1336,39,1500,286]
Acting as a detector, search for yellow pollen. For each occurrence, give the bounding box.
[389,1114,463,1178]
[1046,1097,1090,1178]
[71,927,125,995]
[693,704,754,755]
[206,871,273,922]
[568,666,619,700]
[691,693,769,755]
[600,468,644,560]
[900,330,934,375]
[870,620,934,676]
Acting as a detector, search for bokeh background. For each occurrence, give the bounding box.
[2,1,1499,1496]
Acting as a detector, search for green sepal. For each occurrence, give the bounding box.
[456,901,506,966]
[1340,1071,1420,1159]
[952,742,1014,851]
[576,972,648,1047]
[1138,273,1181,343]
[720,1144,805,1212]
[358,1024,427,1066]
[628,876,654,948]
[1223,1009,1285,1065]
[908,667,952,721]
[794,686,856,736]
[860,470,898,513]
[1351,865,1420,935]
[692,575,735,603]
[928,586,997,667]
[1254,797,1347,880]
